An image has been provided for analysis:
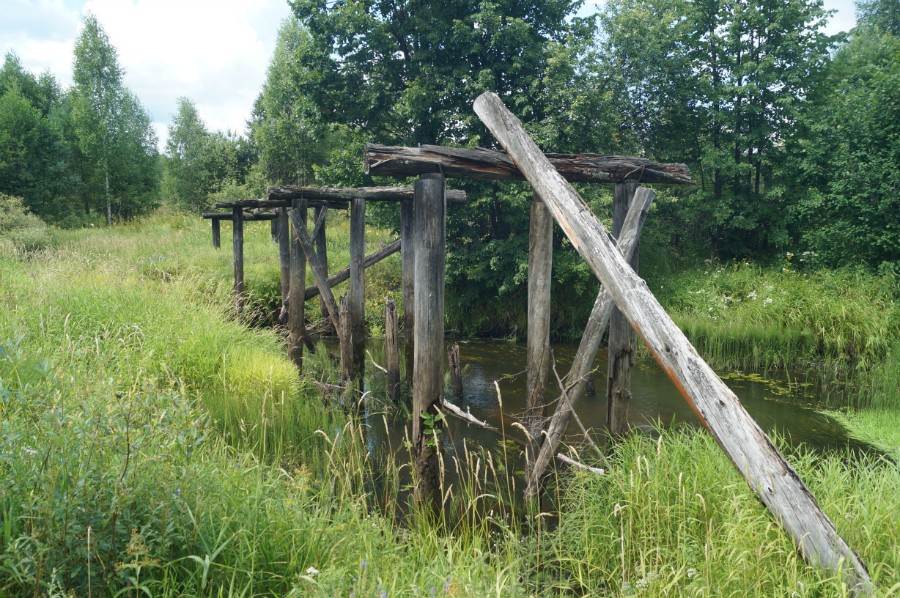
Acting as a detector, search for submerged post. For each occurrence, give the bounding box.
[448,343,463,403]
[385,297,401,403]
[288,200,308,368]
[474,91,872,594]
[412,173,446,507]
[339,295,353,381]
[607,180,639,436]
[212,218,221,249]
[350,198,366,378]
[232,207,244,315]
[525,192,554,469]
[400,198,415,382]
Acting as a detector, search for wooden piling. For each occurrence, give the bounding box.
[448,342,463,403]
[475,91,872,594]
[289,209,342,340]
[288,200,308,368]
[339,294,353,381]
[277,208,290,313]
[232,207,244,314]
[212,218,221,249]
[350,198,366,377]
[525,192,553,468]
[385,297,401,403]
[607,180,639,436]
[400,198,415,381]
[270,218,278,241]
[314,206,331,329]
[412,173,446,507]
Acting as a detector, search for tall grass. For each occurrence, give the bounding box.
[654,260,899,407]
[1,212,898,595]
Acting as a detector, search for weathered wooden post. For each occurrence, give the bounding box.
[412,172,446,507]
[448,343,463,402]
[526,188,654,496]
[607,180,639,436]
[270,218,278,241]
[339,294,353,381]
[385,297,401,402]
[474,91,873,594]
[288,200,308,368]
[525,192,553,468]
[211,217,221,249]
[400,198,415,382]
[232,207,244,315]
[314,205,331,330]
[350,198,366,377]
[277,208,291,316]
[289,209,342,339]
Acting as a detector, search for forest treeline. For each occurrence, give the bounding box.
[2,0,896,294]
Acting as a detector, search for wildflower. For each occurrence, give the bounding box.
[687,567,697,579]
[306,566,319,577]
[746,290,757,300]
[360,559,368,571]
[764,297,773,305]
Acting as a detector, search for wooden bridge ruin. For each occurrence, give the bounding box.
[204,92,873,595]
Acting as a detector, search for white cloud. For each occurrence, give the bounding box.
[3,0,291,151]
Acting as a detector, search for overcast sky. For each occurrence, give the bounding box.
[3,0,858,152]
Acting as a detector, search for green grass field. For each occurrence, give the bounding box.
[1,212,898,595]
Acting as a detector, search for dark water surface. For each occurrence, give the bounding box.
[351,338,872,459]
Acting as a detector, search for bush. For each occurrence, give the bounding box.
[0,193,53,254]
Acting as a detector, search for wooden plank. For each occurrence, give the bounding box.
[203,211,277,221]
[288,201,307,368]
[302,239,400,301]
[268,185,467,203]
[524,192,553,470]
[211,218,221,249]
[350,198,366,377]
[365,143,694,185]
[385,297,401,402]
[400,199,415,382]
[412,173,446,507]
[232,207,244,314]
[474,91,872,594]
[607,181,639,436]
[526,187,654,497]
[289,208,342,341]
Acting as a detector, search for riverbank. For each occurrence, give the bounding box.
[1,212,897,594]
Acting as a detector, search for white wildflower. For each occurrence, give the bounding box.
[306,566,319,577]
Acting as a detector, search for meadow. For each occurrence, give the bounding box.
[1,211,897,596]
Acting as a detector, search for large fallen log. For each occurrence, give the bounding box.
[474,91,872,595]
[526,187,654,497]
[365,143,694,185]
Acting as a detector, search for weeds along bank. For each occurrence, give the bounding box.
[1,213,898,595]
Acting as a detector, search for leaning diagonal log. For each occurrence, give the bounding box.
[365,143,694,185]
[302,239,401,301]
[474,91,872,594]
[289,208,342,341]
[526,187,654,497]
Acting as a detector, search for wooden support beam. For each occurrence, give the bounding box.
[268,185,468,203]
[277,208,290,310]
[232,207,244,314]
[474,91,872,594]
[400,199,415,382]
[524,192,553,471]
[385,298,401,403]
[211,218,221,249]
[289,208,342,341]
[288,201,308,368]
[349,198,366,378]
[448,343,463,402]
[203,211,277,221]
[526,187,654,497]
[302,239,400,301]
[412,173,446,508]
[365,143,694,185]
[313,206,330,331]
[339,294,353,381]
[608,181,639,436]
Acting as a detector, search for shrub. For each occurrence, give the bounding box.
[0,193,53,253]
